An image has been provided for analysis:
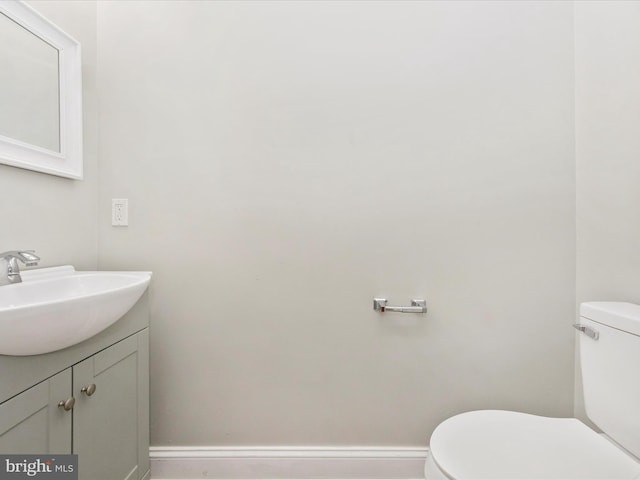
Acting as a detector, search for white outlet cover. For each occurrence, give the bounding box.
[112,198,128,226]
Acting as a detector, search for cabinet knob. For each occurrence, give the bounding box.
[81,384,97,396]
[58,397,75,411]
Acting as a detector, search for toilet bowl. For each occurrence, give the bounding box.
[425,410,640,479]
[425,302,640,479]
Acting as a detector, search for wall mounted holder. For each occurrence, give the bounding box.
[373,298,426,314]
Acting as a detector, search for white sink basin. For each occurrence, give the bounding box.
[0,266,151,356]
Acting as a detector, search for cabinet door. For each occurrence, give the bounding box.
[73,330,149,480]
[0,369,72,454]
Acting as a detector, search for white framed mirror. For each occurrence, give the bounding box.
[0,0,82,179]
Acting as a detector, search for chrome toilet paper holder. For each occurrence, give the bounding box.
[373,298,426,314]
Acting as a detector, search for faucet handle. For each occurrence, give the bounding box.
[18,250,39,266]
[0,250,40,267]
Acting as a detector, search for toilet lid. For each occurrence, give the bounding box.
[429,410,640,479]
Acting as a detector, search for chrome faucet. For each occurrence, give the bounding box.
[0,250,40,286]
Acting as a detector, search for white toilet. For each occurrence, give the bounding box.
[425,302,640,479]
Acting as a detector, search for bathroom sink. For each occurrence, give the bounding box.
[0,266,151,356]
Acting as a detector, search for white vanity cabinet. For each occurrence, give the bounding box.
[0,294,150,480]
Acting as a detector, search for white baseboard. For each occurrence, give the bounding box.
[149,446,428,479]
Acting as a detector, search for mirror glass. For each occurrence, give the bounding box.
[0,11,60,152]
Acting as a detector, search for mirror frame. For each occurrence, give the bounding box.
[0,0,82,179]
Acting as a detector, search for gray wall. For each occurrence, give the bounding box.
[0,1,98,270]
[574,1,640,420]
[96,1,576,446]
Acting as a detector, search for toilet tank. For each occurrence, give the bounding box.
[579,302,640,459]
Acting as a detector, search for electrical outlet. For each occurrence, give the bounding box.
[112,199,129,226]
